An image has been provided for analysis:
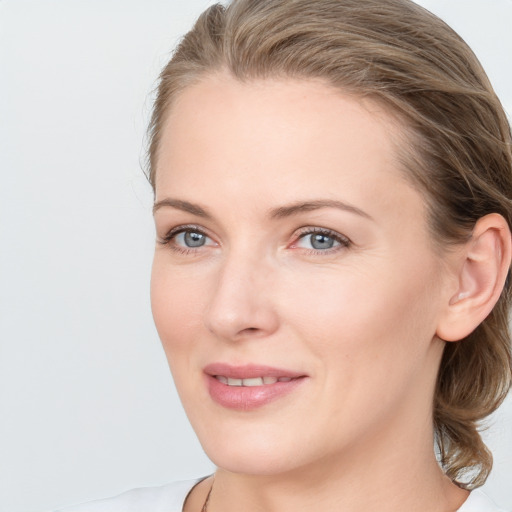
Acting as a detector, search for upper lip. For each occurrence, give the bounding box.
[203,363,306,379]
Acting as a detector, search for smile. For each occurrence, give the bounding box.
[204,363,307,410]
[214,376,295,386]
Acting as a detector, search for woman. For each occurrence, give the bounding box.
[57,0,512,510]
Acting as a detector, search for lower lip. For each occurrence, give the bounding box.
[206,375,306,411]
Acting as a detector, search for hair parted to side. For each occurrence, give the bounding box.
[147,0,512,489]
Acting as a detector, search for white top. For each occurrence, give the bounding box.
[54,479,508,512]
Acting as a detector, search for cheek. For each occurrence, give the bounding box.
[282,256,442,371]
[150,260,207,360]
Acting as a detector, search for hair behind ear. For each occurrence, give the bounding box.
[435,312,512,487]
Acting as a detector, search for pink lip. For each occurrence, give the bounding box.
[204,363,305,380]
[204,363,307,411]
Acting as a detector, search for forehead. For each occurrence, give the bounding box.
[155,73,422,224]
[159,74,400,168]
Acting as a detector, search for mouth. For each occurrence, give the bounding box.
[203,363,307,410]
[213,375,296,386]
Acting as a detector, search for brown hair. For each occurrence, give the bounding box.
[147,0,512,488]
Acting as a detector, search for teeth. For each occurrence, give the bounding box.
[243,377,264,387]
[215,376,293,386]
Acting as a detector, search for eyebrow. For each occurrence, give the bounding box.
[153,198,213,218]
[268,199,373,220]
[153,197,372,221]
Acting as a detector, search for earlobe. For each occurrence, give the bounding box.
[437,213,512,342]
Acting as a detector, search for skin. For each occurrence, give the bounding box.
[150,74,485,512]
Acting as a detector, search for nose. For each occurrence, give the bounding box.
[203,253,280,341]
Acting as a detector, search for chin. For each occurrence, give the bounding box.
[205,444,303,476]
[191,418,298,475]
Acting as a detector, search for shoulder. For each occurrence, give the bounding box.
[457,490,509,512]
[54,479,201,512]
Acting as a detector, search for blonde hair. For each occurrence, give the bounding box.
[147,0,512,488]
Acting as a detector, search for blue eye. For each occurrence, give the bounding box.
[175,230,208,248]
[159,226,215,252]
[294,229,349,252]
[307,233,338,250]
[297,233,340,250]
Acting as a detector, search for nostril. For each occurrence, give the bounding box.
[237,326,264,337]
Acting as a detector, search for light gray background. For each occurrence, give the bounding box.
[0,1,511,511]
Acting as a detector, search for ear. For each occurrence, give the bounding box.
[436,213,511,342]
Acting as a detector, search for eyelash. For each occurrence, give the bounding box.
[157,225,351,256]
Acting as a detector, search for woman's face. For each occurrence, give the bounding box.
[151,75,453,476]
